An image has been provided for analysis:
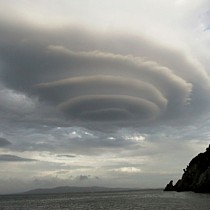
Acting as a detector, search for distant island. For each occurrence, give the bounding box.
[164,144,210,193]
[21,186,133,195]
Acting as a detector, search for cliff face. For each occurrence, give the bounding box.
[164,144,210,193]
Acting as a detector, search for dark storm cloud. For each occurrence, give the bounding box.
[0,13,210,126]
[0,138,11,147]
[0,154,36,162]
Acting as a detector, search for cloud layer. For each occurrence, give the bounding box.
[0,154,36,162]
[0,14,209,127]
[0,138,11,147]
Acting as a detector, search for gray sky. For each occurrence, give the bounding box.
[0,0,210,194]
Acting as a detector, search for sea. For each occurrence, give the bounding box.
[0,189,210,210]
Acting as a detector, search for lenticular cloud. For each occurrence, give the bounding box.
[35,47,192,122]
[0,17,210,124]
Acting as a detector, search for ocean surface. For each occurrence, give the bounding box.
[0,189,210,210]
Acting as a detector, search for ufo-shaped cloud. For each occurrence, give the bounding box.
[0,16,209,125]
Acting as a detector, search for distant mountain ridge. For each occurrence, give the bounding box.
[22,186,131,194]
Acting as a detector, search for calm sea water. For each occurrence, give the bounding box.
[0,190,210,210]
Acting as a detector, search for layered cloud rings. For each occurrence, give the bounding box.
[0,17,210,124]
[35,47,192,122]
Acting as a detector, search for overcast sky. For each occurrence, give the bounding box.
[0,0,210,194]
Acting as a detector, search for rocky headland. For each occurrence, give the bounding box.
[164,144,210,193]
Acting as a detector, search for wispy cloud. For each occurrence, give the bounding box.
[0,138,11,147]
[0,154,36,162]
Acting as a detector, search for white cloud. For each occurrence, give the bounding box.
[123,134,146,143]
[0,87,36,114]
[112,167,142,173]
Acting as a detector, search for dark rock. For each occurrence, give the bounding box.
[164,180,174,191]
[195,167,210,193]
[164,144,210,193]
